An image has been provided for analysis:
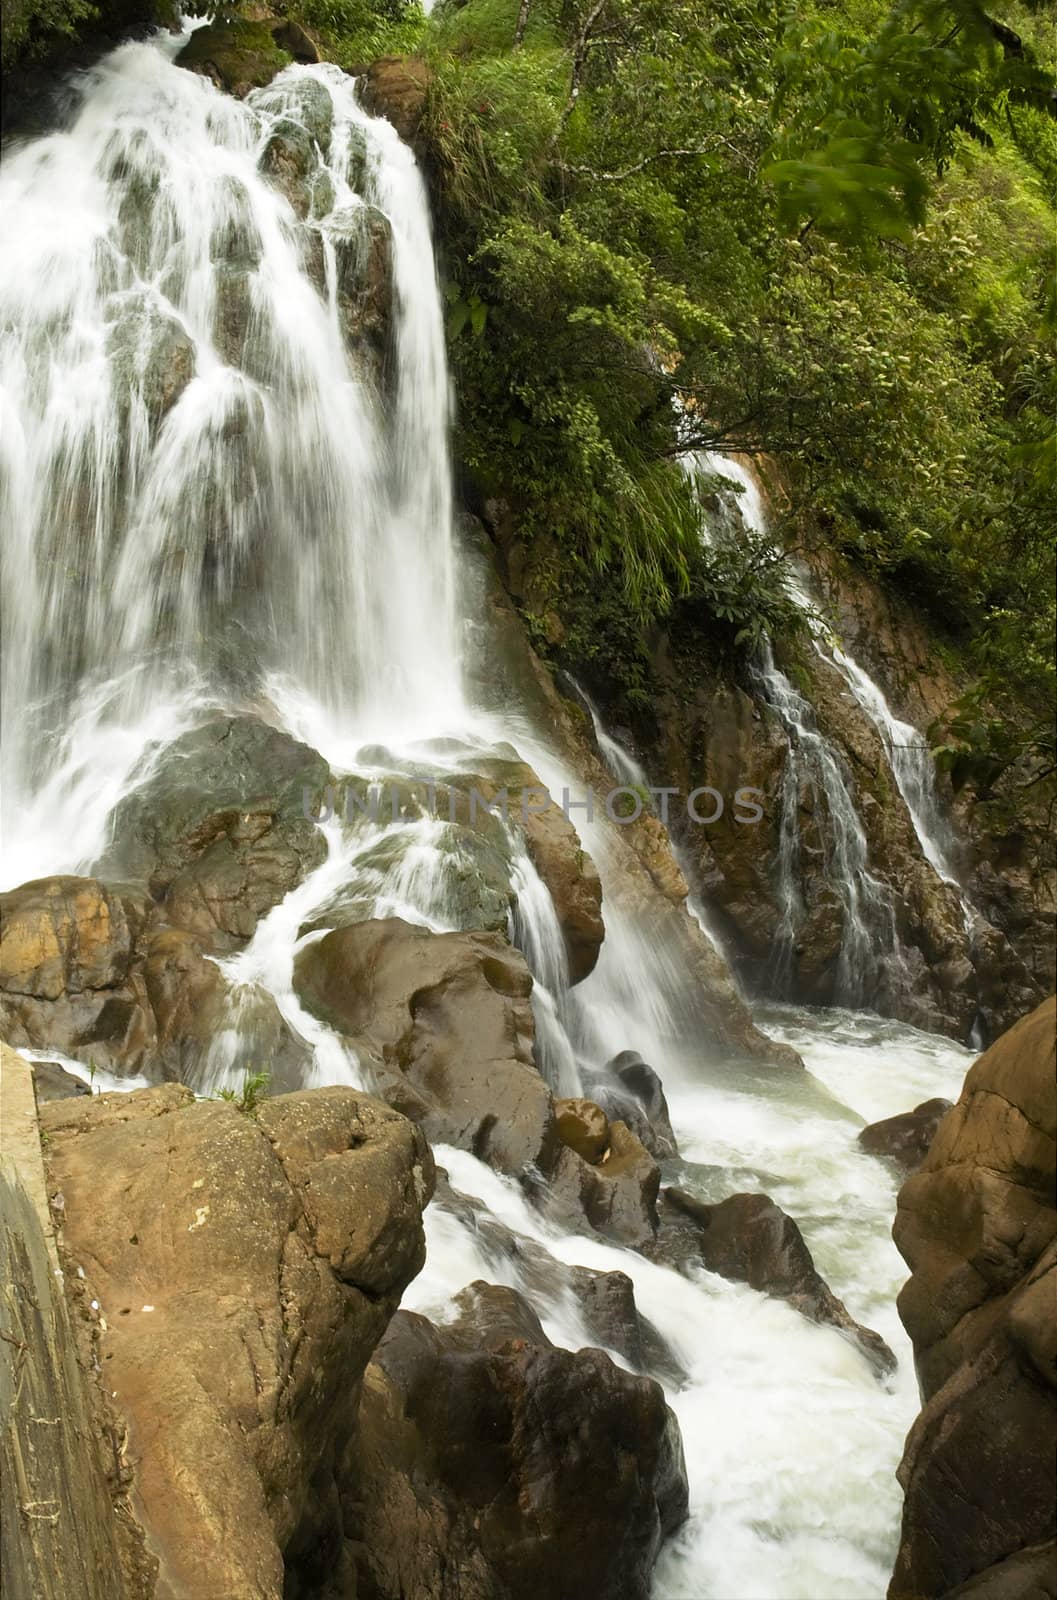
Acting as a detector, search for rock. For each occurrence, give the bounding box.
[858,1097,953,1172]
[142,926,311,1092]
[543,1120,660,1247]
[106,295,195,425]
[176,20,291,99]
[294,918,556,1175]
[359,56,433,146]
[94,716,329,953]
[31,1061,90,1102]
[40,1083,433,1600]
[662,1187,897,1379]
[258,116,319,218]
[432,1172,684,1383]
[326,202,392,367]
[270,19,320,65]
[555,1095,609,1163]
[889,998,1057,1599]
[606,1050,679,1158]
[348,1297,688,1600]
[0,876,156,1076]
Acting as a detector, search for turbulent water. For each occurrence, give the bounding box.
[1,34,975,1600]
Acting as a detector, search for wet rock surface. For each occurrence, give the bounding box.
[94,715,329,953]
[348,1293,689,1600]
[858,1097,953,1172]
[294,917,556,1175]
[890,997,1057,1599]
[659,1186,897,1379]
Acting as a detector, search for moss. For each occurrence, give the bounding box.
[175,19,292,97]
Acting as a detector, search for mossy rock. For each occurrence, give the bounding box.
[250,74,333,157]
[176,20,291,99]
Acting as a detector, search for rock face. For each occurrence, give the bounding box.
[95,716,329,953]
[176,20,294,99]
[890,997,1057,1599]
[0,873,310,1086]
[39,1082,434,1600]
[348,1290,689,1600]
[359,56,433,147]
[294,917,557,1175]
[858,1097,953,1172]
[661,1187,896,1378]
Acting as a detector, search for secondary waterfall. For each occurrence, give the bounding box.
[1,36,974,1600]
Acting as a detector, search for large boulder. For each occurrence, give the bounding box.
[661,1187,896,1379]
[889,997,1057,1599]
[347,1293,688,1600]
[294,917,556,1175]
[359,56,433,147]
[0,877,155,1075]
[858,1097,953,1173]
[175,20,293,99]
[94,716,329,953]
[39,1083,434,1600]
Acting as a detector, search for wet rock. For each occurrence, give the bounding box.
[176,21,291,99]
[40,1083,433,1600]
[468,756,605,984]
[432,1172,684,1383]
[662,1187,897,1379]
[543,1120,660,1247]
[142,926,310,1091]
[94,716,329,954]
[31,1061,91,1102]
[858,1097,952,1172]
[359,56,433,147]
[348,1296,688,1600]
[607,1050,679,1158]
[555,1095,609,1163]
[251,74,333,155]
[258,116,318,219]
[327,202,392,367]
[890,997,1056,1600]
[294,917,556,1175]
[106,297,195,425]
[0,876,156,1076]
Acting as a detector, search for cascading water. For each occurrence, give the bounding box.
[0,37,460,880]
[693,455,907,1004]
[2,35,976,1600]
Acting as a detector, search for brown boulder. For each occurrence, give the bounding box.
[543,1120,661,1247]
[858,1097,953,1172]
[0,877,155,1075]
[294,917,556,1175]
[348,1294,688,1600]
[40,1083,433,1600]
[555,1095,609,1163]
[889,997,1057,1599]
[359,56,433,146]
[662,1187,896,1378]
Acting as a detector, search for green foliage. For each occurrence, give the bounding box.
[215,1069,271,1116]
[408,0,1053,736]
[2,0,99,71]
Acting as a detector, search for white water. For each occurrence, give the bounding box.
[2,37,974,1600]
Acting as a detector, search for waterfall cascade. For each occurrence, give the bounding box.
[1,37,975,1600]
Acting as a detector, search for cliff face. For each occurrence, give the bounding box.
[889,997,1057,1599]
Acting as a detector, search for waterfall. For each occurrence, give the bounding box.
[1,36,975,1600]
[694,455,908,1005]
[0,39,460,882]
